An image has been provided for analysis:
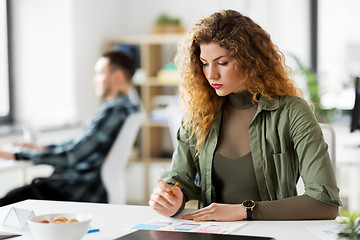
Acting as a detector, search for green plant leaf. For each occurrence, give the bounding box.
[337,210,360,238]
[290,54,338,123]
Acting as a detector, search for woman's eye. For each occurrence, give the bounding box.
[201,62,208,66]
[218,62,228,66]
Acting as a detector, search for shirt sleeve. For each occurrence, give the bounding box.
[15,101,134,168]
[253,195,338,220]
[161,122,202,207]
[289,98,341,206]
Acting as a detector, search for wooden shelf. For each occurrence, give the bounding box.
[107,34,184,46]
[134,78,179,87]
[107,34,183,202]
[143,120,168,128]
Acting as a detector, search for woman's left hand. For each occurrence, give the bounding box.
[182,203,247,221]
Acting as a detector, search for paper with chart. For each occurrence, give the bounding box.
[307,225,340,240]
[131,217,248,234]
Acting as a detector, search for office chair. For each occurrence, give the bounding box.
[296,123,336,195]
[100,111,146,204]
[166,99,182,150]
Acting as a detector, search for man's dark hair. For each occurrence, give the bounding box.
[102,51,136,82]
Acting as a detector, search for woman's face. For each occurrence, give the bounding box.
[199,42,246,96]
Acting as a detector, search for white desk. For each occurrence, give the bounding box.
[0,160,33,173]
[0,200,338,240]
[0,160,33,184]
[0,144,33,176]
[0,160,34,198]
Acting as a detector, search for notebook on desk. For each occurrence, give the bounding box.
[115,230,275,240]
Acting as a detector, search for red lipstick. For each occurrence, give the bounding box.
[211,83,223,89]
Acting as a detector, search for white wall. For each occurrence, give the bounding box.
[10,0,310,127]
[118,0,309,60]
[72,0,128,121]
[10,0,129,126]
[11,0,75,127]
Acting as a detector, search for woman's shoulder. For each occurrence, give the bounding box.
[277,96,317,123]
[279,95,311,109]
[260,95,310,112]
[279,95,306,103]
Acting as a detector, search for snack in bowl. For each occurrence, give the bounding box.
[28,213,92,240]
[39,216,79,224]
[50,216,79,223]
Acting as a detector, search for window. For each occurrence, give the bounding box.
[318,0,360,110]
[4,1,77,128]
[0,0,11,124]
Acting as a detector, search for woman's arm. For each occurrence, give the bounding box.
[289,98,341,206]
[253,195,338,220]
[181,195,338,221]
[158,122,202,214]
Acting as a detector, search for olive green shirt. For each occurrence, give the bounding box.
[161,95,341,211]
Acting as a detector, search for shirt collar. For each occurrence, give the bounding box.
[257,95,284,111]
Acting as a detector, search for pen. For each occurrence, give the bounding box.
[167,182,180,195]
[88,227,100,233]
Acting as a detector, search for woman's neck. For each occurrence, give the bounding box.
[227,91,254,109]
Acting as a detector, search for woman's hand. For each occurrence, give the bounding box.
[182,203,247,221]
[149,179,183,217]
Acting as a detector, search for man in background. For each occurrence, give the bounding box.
[0,50,138,206]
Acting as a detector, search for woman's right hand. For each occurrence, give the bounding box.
[149,179,183,217]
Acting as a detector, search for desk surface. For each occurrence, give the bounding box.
[0,160,32,173]
[0,200,338,240]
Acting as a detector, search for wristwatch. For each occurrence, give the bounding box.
[241,200,256,220]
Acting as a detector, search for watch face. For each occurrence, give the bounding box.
[243,200,255,208]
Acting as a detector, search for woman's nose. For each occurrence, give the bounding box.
[206,65,219,80]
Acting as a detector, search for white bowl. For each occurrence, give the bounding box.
[28,213,92,240]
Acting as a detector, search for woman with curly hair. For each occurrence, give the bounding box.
[149,9,341,221]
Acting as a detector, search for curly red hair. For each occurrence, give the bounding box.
[175,10,302,153]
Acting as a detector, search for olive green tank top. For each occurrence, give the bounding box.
[213,151,261,203]
[213,91,261,203]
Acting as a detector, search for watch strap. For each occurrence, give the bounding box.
[246,208,253,220]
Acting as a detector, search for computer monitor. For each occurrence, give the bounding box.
[351,76,360,132]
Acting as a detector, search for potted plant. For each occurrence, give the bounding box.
[291,55,338,123]
[151,14,185,34]
[338,210,360,239]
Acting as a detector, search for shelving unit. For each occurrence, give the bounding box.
[106,34,184,204]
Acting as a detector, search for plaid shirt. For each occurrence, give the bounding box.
[15,94,139,203]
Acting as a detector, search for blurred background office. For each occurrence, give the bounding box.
[1,0,360,210]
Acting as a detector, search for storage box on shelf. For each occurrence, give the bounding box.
[106,34,184,204]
